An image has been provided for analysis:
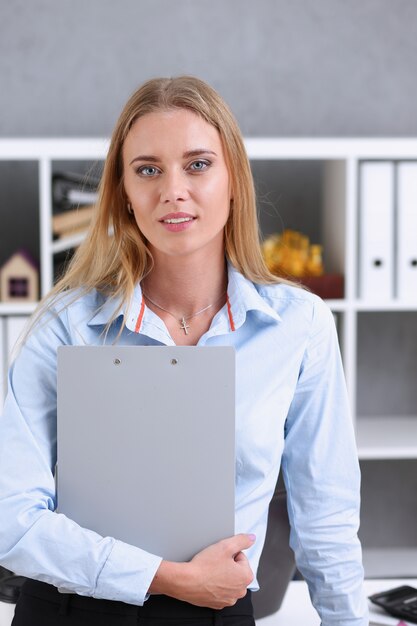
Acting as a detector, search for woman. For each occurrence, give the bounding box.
[0,76,368,625]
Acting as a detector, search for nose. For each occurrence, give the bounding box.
[159,169,189,204]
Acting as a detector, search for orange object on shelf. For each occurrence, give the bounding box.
[262,229,344,299]
[262,229,325,279]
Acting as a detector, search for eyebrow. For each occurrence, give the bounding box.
[129,149,217,166]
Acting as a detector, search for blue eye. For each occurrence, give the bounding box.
[137,165,160,177]
[189,160,210,172]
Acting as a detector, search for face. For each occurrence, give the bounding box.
[122,108,231,262]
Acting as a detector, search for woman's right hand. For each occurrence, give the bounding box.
[148,533,256,609]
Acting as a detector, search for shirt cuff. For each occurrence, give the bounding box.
[93,539,163,605]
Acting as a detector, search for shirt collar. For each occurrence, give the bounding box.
[86,285,146,333]
[86,261,282,333]
[226,262,282,330]
[86,292,124,327]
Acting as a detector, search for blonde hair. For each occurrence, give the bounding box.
[32,76,297,334]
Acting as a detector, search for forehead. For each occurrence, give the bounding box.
[123,108,224,158]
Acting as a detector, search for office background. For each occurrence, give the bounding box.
[1,0,417,572]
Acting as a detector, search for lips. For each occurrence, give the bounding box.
[163,217,193,224]
[159,212,196,224]
[159,212,197,233]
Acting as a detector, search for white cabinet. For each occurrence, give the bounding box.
[1,138,417,576]
[245,139,417,462]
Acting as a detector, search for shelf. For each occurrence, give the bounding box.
[244,137,417,159]
[1,137,417,161]
[0,138,109,160]
[52,232,87,254]
[355,300,417,312]
[357,416,417,459]
[0,302,37,315]
[363,547,417,578]
[52,226,113,254]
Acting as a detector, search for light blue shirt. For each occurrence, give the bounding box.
[0,263,368,624]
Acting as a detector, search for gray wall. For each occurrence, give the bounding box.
[1,0,417,138]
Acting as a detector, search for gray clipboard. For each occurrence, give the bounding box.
[57,345,235,561]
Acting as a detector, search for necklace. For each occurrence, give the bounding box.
[142,290,227,335]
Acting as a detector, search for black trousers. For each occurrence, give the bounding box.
[12,579,255,626]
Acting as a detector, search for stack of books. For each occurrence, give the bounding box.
[52,172,99,241]
[52,204,96,239]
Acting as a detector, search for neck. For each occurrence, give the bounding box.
[142,251,228,316]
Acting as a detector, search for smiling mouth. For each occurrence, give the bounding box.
[162,217,195,224]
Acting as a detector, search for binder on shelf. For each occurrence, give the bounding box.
[396,161,417,301]
[359,161,394,300]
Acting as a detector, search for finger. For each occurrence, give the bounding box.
[223,533,256,555]
[233,551,248,563]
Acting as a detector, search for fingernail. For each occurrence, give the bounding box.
[249,534,256,541]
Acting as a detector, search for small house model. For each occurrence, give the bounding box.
[0,249,39,303]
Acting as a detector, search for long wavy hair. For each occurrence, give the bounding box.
[32,76,296,334]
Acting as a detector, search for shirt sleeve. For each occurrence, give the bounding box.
[281,297,369,625]
[0,309,162,605]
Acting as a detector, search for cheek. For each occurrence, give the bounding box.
[133,208,153,236]
[203,174,231,214]
[124,170,152,203]
[127,185,157,217]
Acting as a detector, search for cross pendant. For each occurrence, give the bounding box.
[180,317,190,335]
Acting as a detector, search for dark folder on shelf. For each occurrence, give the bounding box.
[56,345,236,561]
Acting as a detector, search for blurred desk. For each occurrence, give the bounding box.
[256,578,417,625]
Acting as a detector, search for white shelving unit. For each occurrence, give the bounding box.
[248,138,417,465]
[1,137,417,454]
[1,138,416,577]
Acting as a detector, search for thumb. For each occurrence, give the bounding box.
[225,533,256,556]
